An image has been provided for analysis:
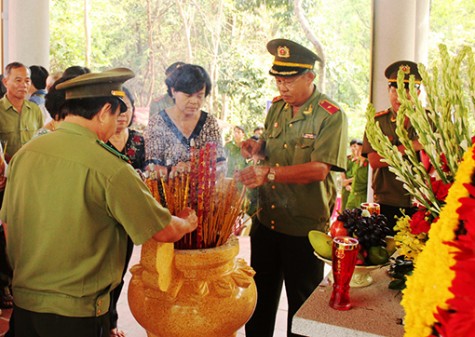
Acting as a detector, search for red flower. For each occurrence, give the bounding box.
[126,148,136,157]
[440,153,450,173]
[431,179,452,201]
[132,135,141,144]
[436,227,475,336]
[409,208,431,234]
[433,177,475,336]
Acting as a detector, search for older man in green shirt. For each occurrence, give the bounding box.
[237,39,348,337]
[0,62,43,317]
[0,62,43,161]
[1,68,197,337]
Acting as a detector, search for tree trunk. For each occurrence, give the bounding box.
[193,0,225,117]
[84,0,91,67]
[145,0,155,108]
[294,0,325,92]
[176,0,194,62]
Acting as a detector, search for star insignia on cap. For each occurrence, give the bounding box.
[277,46,290,58]
[399,64,411,74]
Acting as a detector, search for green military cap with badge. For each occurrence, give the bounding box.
[56,67,135,112]
[267,38,321,77]
[385,60,422,89]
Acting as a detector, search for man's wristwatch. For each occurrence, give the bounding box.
[267,168,276,182]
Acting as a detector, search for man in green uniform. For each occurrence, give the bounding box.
[362,60,423,230]
[0,62,44,161]
[340,139,359,210]
[224,125,248,177]
[346,140,369,209]
[236,38,348,337]
[0,62,44,313]
[0,68,197,337]
[148,61,185,118]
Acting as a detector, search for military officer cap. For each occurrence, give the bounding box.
[267,38,321,77]
[385,60,422,88]
[56,68,135,112]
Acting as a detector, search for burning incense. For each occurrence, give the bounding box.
[145,142,245,249]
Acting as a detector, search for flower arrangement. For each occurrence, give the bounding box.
[366,45,475,336]
[365,45,474,262]
[146,142,246,249]
[392,176,452,260]
[402,144,475,337]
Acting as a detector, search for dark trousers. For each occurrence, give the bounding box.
[109,236,134,329]
[380,203,416,235]
[12,304,110,337]
[245,220,323,337]
[0,190,12,291]
[0,224,12,290]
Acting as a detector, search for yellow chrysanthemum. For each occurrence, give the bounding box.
[402,145,475,337]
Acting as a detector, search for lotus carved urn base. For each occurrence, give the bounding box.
[128,236,257,337]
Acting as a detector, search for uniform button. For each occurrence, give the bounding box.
[271,226,275,230]
[275,163,280,167]
[271,220,275,225]
[271,204,276,209]
[283,144,288,149]
[271,185,276,190]
[97,309,102,314]
[289,123,293,127]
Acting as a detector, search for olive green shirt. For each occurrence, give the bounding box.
[0,95,44,159]
[224,140,248,177]
[149,94,174,118]
[1,122,171,317]
[258,88,348,236]
[362,108,418,207]
[346,158,369,209]
[341,155,355,210]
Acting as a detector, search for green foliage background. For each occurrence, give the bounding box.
[49,0,475,141]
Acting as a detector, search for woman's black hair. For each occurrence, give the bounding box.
[63,66,91,78]
[45,77,70,121]
[165,64,211,97]
[122,86,136,127]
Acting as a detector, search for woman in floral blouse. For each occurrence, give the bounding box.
[107,87,145,171]
[144,63,225,176]
[106,86,145,337]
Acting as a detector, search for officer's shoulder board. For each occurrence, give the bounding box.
[374,109,390,118]
[272,95,283,103]
[96,139,131,163]
[318,100,340,115]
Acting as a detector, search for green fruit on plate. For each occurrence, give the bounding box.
[385,236,397,255]
[368,245,390,265]
[308,230,333,260]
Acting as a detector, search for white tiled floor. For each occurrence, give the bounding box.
[117,235,289,337]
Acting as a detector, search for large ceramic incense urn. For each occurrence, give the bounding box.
[128,236,257,337]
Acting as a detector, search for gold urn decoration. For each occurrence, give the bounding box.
[128,236,257,337]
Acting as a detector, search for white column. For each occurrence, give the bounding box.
[370,0,430,111]
[415,0,430,66]
[3,0,50,68]
[366,0,430,202]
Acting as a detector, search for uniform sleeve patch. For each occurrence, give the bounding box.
[272,95,283,103]
[319,100,339,115]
